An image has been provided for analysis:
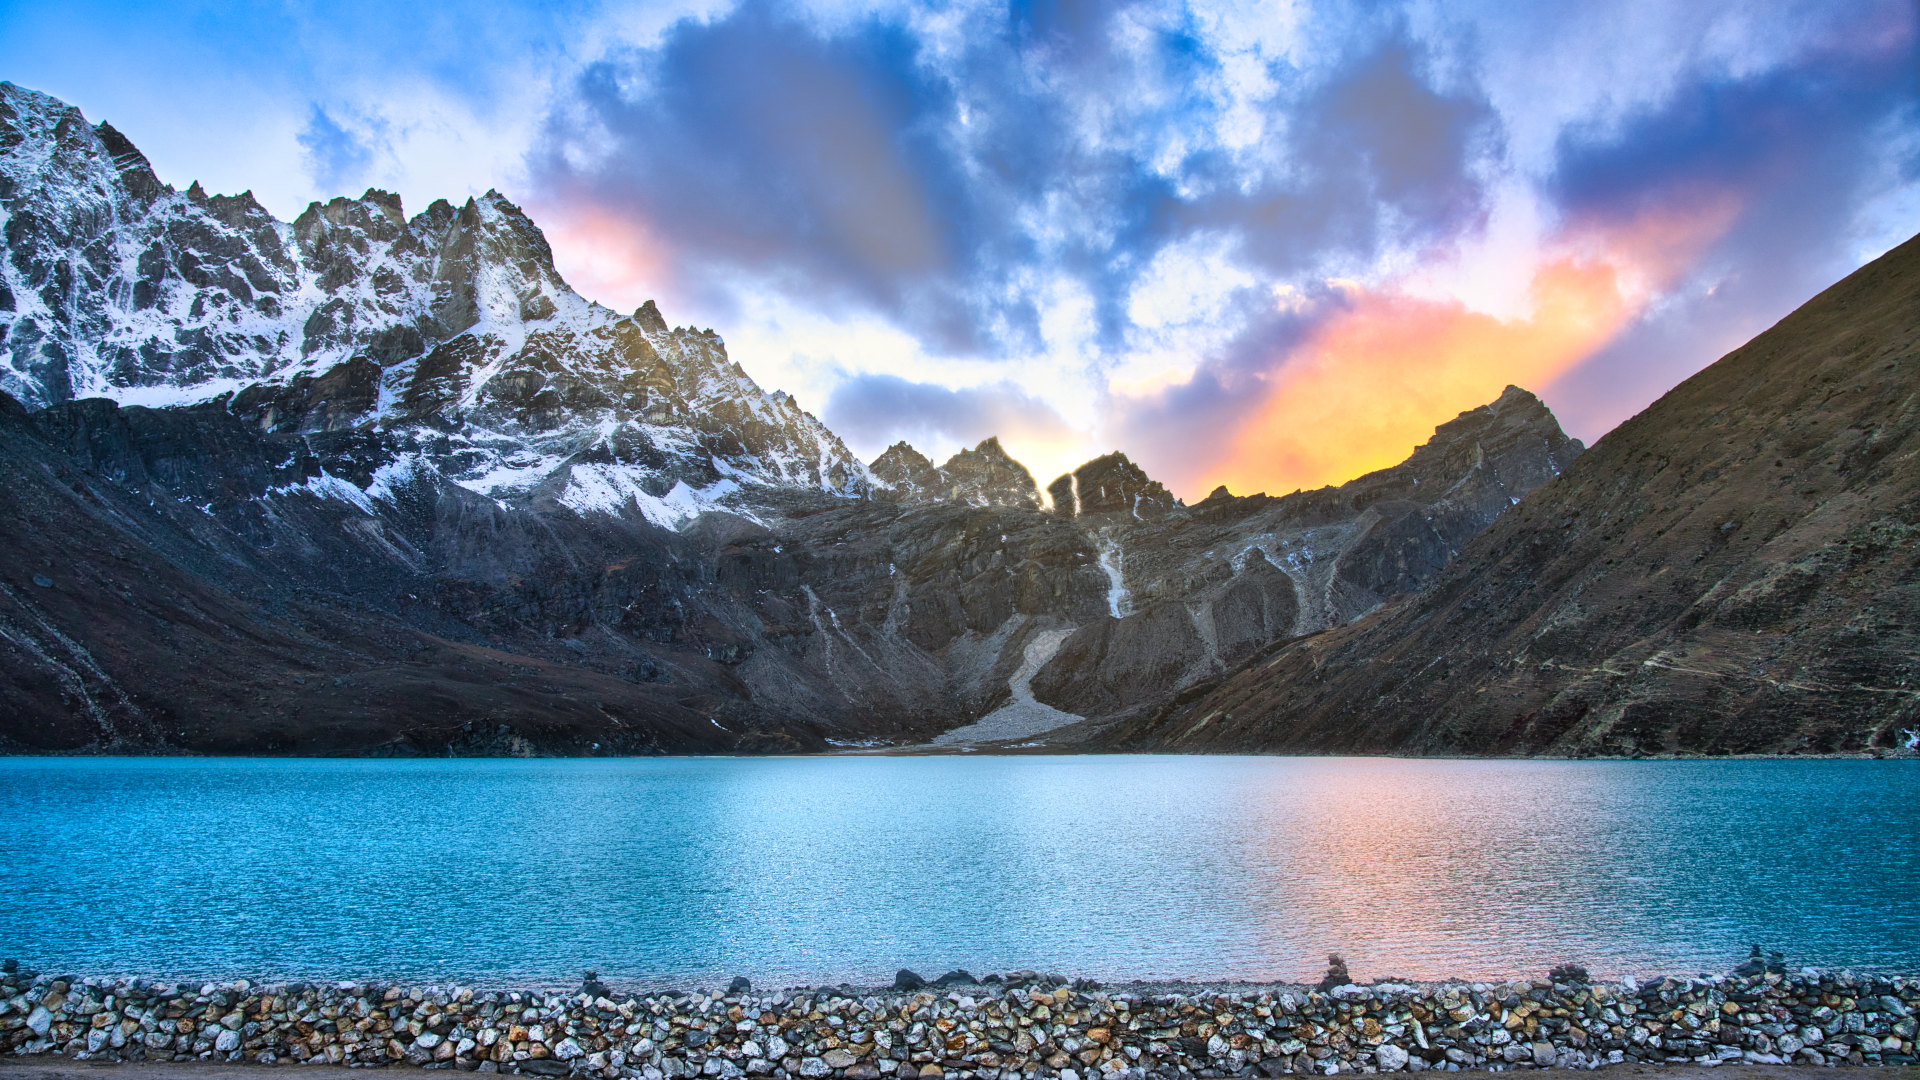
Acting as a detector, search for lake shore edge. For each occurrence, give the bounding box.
[5,967,1915,1079]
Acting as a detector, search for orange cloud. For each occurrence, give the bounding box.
[538,204,673,316]
[1205,199,1741,497]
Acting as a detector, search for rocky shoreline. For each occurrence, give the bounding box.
[3,964,1915,1077]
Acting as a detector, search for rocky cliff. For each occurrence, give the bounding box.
[1105,231,1920,756]
[1025,386,1584,732]
[0,83,1585,754]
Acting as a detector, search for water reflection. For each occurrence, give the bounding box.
[0,756,1913,986]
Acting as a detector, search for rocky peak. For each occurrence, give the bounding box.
[869,441,945,502]
[938,436,1042,509]
[1335,384,1585,518]
[90,119,166,205]
[634,299,669,334]
[1067,452,1177,519]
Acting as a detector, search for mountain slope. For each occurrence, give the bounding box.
[1105,231,1920,756]
[0,82,1587,754]
[1025,386,1584,731]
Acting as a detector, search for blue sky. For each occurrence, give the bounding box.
[4,0,1916,495]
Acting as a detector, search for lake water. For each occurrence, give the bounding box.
[2,756,1915,988]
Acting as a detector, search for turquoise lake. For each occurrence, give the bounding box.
[1,755,1915,987]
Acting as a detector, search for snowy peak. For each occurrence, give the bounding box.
[0,82,868,511]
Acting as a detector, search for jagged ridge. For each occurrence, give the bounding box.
[0,82,1589,754]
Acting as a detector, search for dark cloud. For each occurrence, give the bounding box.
[534,1,990,349]
[1175,37,1497,277]
[821,373,1078,462]
[1543,6,1920,439]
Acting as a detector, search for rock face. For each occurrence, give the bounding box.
[1056,452,1177,520]
[1029,386,1583,730]
[0,82,1583,754]
[869,442,944,502]
[934,437,1043,509]
[1107,231,1920,757]
[871,438,1046,510]
[1,964,1915,1072]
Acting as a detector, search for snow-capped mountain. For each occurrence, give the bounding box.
[0,81,864,524]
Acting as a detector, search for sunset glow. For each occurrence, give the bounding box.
[1204,199,1744,497]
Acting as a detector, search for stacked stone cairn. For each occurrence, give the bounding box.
[2,965,1916,1075]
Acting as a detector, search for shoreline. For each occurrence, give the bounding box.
[5,968,1914,1078]
[0,750,1914,761]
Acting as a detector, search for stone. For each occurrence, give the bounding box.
[1530,1042,1556,1066]
[26,1005,53,1036]
[895,971,928,992]
[215,1029,241,1052]
[1374,1045,1408,1072]
[765,1035,791,1060]
[824,1048,860,1069]
[798,1056,832,1078]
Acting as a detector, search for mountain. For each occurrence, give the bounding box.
[869,436,1044,508]
[0,83,1582,754]
[1104,230,1920,757]
[1025,386,1584,733]
[0,82,864,507]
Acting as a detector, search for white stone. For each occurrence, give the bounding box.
[764,1036,790,1060]
[215,1029,241,1052]
[416,1032,444,1049]
[797,1057,831,1078]
[26,1006,52,1036]
[1375,1044,1409,1071]
[555,1037,587,1060]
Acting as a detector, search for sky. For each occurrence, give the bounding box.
[3,0,1916,499]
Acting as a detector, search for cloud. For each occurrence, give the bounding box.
[821,373,1083,478]
[1540,4,1920,439]
[529,3,1506,358]
[296,105,379,193]
[532,1,984,347]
